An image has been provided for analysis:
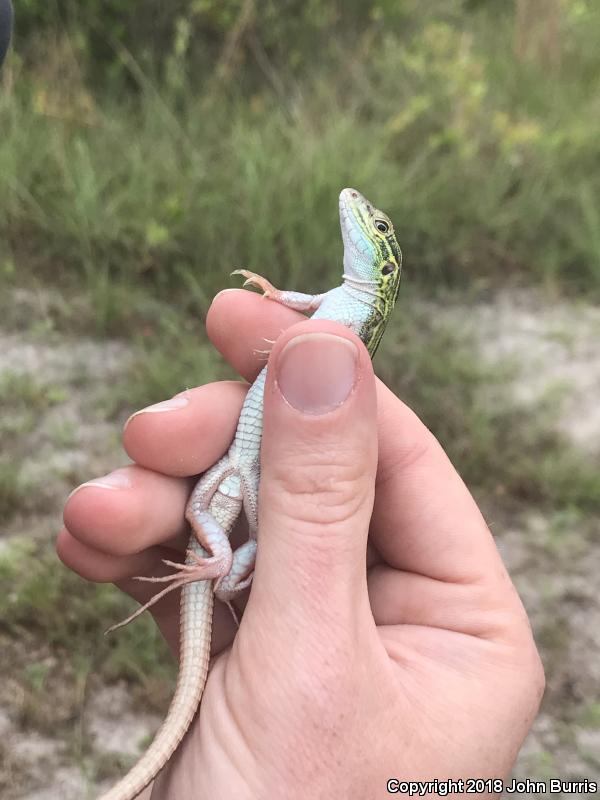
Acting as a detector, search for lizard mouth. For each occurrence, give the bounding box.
[339,191,377,266]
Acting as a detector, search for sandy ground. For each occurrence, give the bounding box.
[1,289,598,797]
[436,291,600,454]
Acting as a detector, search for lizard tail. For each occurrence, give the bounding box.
[97,488,242,800]
[97,576,213,800]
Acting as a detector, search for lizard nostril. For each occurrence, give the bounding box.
[351,192,358,198]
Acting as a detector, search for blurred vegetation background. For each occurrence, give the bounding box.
[1,1,600,793]
[2,0,600,311]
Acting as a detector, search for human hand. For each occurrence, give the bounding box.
[58,288,544,799]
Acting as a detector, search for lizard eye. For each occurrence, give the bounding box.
[374,219,389,234]
[381,262,395,275]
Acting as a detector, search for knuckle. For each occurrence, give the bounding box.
[265,453,371,527]
[516,648,546,722]
[376,438,433,493]
[529,646,546,704]
[510,632,546,713]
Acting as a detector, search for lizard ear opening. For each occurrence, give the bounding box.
[381,262,396,275]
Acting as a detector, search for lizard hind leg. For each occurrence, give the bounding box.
[213,467,259,608]
[214,538,257,603]
[106,456,242,633]
[146,464,244,591]
[214,538,257,625]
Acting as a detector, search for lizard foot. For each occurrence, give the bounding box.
[105,550,232,635]
[231,269,278,299]
[232,270,325,313]
[135,549,231,585]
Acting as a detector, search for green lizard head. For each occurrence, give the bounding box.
[339,187,402,298]
[339,187,402,356]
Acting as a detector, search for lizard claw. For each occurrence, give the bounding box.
[230,268,249,281]
[231,269,276,298]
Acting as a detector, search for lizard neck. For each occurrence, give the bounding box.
[341,278,385,316]
[340,281,390,358]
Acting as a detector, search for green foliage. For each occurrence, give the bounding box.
[14,0,412,80]
[0,456,34,517]
[2,1,600,305]
[0,373,66,517]
[0,371,63,411]
[580,702,600,729]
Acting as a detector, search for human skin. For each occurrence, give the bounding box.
[58,289,545,799]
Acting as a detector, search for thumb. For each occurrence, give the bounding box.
[247,319,378,631]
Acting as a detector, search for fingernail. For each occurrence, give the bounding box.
[276,333,358,414]
[67,469,132,500]
[125,393,189,427]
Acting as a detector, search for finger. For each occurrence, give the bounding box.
[123,381,248,477]
[64,465,193,556]
[56,526,170,581]
[64,461,250,557]
[247,321,378,632]
[367,564,531,643]
[206,288,305,382]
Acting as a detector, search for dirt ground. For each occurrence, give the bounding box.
[1,288,598,797]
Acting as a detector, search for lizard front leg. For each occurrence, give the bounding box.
[232,269,326,312]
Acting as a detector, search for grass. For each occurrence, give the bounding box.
[0,539,175,726]
[0,372,65,439]
[580,702,600,729]
[0,371,59,409]
[0,458,34,518]
[0,543,175,791]
[0,371,69,518]
[1,5,600,338]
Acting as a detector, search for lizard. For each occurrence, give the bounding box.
[98,187,402,800]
